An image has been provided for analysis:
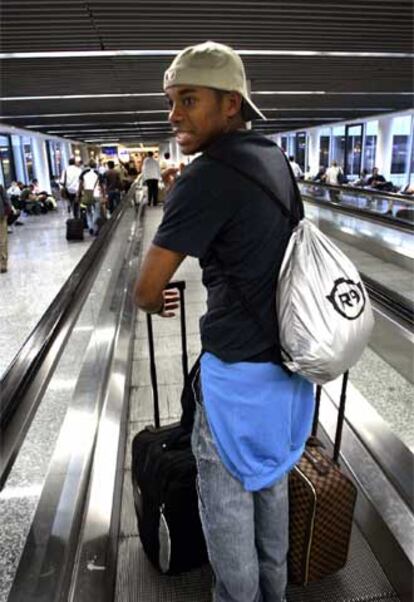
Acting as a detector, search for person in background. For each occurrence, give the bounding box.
[134,40,314,602]
[6,181,21,201]
[366,167,386,188]
[31,179,41,194]
[312,166,326,182]
[352,169,370,187]
[324,160,344,186]
[142,151,161,206]
[288,155,303,180]
[60,157,82,217]
[78,159,104,235]
[98,160,107,176]
[160,151,179,194]
[103,160,123,213]
[0,185,12,273]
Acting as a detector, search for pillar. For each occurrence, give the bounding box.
[376,116,393,180]
[31,137,51,193]
[307,129,320,176]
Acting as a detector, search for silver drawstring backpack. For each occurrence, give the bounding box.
[276,217,374,384]
[206,151,374,384]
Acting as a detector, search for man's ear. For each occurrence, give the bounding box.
[225,92,243,118]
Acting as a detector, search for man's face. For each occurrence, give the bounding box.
[165,86,230,155]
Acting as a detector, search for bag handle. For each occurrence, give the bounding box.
[146,280,188,429]
[312,372,349,465]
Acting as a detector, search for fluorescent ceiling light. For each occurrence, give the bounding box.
[253,91,413,96]
[45,122,169,133]
[1,49,412,59]
[264,107,391,112]
[1,92,164,101]
[2,110,169,120]
[3,91,411,102]
[1,108,389,120]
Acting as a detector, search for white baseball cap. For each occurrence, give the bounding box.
[163,41,266,122]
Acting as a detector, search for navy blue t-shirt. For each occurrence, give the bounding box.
[153,130,297,363]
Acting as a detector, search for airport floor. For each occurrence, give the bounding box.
[0,201,92,379]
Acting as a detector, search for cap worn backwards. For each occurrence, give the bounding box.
[163,41,266,122]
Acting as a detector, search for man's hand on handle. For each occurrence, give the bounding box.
[157,288,180,318]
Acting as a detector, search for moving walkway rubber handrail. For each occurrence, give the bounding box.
[299,181,414,231]
[300,179,414,204]
[362,273,414,329]
[0,189,135,490]
[6,198,144,602]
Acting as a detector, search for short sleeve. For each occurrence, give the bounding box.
[153,160,236,258]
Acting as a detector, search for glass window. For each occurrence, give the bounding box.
[281,136,288,152]
[391,135,409,174]
[390,115,412,175]
[346,124,363,177]
[319,136,330,168]
[23,137,34,181]
[363,136,377,173]
[332,126,345,168]
[363,121,378,174]
[0,134,15,187]
[295,132,306,171]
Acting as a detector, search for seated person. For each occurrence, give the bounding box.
[366,167,386,188]
[20,185,42,214]
[7,181,21,202]
[352,169,370,187]
[312,166,326,182]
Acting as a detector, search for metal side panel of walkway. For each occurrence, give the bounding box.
[116,206,401,602]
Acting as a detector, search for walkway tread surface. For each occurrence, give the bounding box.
[117,206,399,602]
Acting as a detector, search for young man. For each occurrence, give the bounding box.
[78,159,104,235]
[134,41,314,602]
[60,157,82,216]
[103,160,122,213]
[141,151,161,206]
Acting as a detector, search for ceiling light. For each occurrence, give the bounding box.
[1,92,164,101]
[1,50,412,59]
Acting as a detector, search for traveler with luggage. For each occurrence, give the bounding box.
[78,159,104,235]
[0,184,12,273]
[103,160,123,213]
[134,41,315,602]
[141,151,161,206]
[60,157,82,217]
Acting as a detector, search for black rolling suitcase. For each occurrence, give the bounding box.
[66,218,84,241]
[288,373,357,584]
[131,281,208,574]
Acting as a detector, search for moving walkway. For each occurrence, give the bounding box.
[0,185,412,602]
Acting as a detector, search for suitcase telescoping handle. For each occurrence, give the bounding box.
[146,281,188,429]
[311,371,349,465]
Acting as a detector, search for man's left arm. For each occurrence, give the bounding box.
[134,243,186,316]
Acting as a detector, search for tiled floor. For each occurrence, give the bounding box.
[0,201,92,378]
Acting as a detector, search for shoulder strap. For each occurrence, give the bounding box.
[205,149,304,225]
[204,148,303,367]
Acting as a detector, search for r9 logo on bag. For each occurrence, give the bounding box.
[327,278,366,320]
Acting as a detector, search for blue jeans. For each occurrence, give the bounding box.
[191,394,289,602]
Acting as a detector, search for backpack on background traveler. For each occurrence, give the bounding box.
[207,151,374,385]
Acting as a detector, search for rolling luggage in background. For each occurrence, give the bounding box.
[66,217,84,241]
[288,372,357,585]
[131,281,208,575]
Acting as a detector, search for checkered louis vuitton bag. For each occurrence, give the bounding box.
[288,373,357,584]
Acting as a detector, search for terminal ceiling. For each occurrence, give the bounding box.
[1,0,413,145]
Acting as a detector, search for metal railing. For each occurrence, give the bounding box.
[299,180,414,229]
